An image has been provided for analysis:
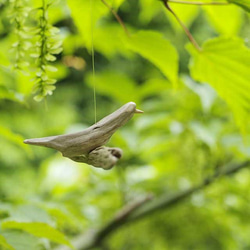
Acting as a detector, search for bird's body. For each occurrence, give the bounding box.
[24,102,143,169]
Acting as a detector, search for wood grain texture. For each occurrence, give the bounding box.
[24,102,142,169]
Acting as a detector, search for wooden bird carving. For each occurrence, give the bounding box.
[24,102,143,170]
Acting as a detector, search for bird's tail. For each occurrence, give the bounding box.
[23,135,59,149]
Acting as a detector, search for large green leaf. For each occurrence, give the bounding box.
[94,24,130,58]
[165,4,199,31]
[0,86,25,104]
[0,231,39,250]
[86,71,170,105]
[67,0,107,50]
[187,37,250,133]
[112,0,125,9]
[0,234,14,250]
[202,5,242,35]
[139,0,162,24]
[67,0,125,50]
[8,205,53,225]
[126,31,178,84]
[2,221,73,248]
[0,126,32,155]
[86,71,138,104]
[227,0,250,12]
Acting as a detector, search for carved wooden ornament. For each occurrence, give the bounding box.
[24,102,143,170]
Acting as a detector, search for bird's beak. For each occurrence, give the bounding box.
[135,108,144,114]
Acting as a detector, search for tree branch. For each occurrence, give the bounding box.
[168,0,229,5]
[162,0,201,51]
[56,160,250,250]
[126,161,250,221]
[100,0,130,37]
[56,195,153,250]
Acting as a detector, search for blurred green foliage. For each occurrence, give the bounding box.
[0,0,250,249]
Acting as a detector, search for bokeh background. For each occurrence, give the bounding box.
[0,0,250,249]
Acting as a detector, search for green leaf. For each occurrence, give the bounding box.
[8,205,53,225]
[30,53,40,58]
[45,54,57,61]
[67,0,108,50]
[33,94,44,102]
[0,231,39,250]
[2,221,73,248]
[94,24,130,58]
[44,85,56,94]
[203,5,242,35]
[86,72,170,105]
[111,0,125,8]
[43,65,58,72]
[184,76,216,112]
[0,234,15,250]
[139,78,170,101]
[50,47,63,54]
[0,125,32,156]
[0,202,12,213]
[227,0,250,12]
[67,0,125,51]
[165,4,199,31]
[126,31,178,84]
[187,37,250,133]
[86,71,138,104]
[139,0,162,24]
[0,86,25,104]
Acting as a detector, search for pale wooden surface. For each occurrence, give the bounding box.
[24,102,142,169]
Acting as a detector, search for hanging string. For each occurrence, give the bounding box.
[90,0,97,123]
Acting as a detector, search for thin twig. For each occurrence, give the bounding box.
[163,0,201,51]
[168,0,229,5]
[100,0,130,37]
[95,194,154,244]
[127,161,250,221]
